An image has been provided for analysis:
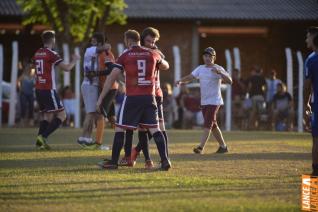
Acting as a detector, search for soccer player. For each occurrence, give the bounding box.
[77,32,110,148]
[96,29,171,170]
[175,47,232,154]
[124,27,168,169]
[33,30,80,150]
[304,26,318,176]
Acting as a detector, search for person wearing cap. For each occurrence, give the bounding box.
[175,47,232,154]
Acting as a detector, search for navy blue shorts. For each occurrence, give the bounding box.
[156,96,164,122]
[36,89,64,113]
[116,95,159,130]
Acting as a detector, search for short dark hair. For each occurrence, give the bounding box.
[308,26,318,47]
[92,32,105,45]
[124,30,140,42]
[141,27,160,42]
[41,30,55,44]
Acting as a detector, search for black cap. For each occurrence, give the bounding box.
[203,47,216,56]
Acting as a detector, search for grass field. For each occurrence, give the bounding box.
[0,128,313,211]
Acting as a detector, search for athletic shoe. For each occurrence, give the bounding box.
[160,159,172,171]
[215,146,228,153]
[77,137,93,147]
[119,156,135,167]
[82,142,100,150]
[35,135,51,150]
[145,160,154,169]
[131,147,140,165]
[97,160,118,170]
[193,146,203,154]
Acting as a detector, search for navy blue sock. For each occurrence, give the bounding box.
[124,130,133,157]
[138,131,150,161]
[42,118,62,138]
[153,131,168,162]
[111,132,125,164]
[313,164,318,171]
[38,120,49,136]
[162,130,169,156]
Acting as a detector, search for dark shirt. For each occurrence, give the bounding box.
[248,75,266,97]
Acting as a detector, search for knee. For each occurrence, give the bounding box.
[57,110,66,122]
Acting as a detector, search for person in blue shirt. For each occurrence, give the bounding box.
[304,26,318,176]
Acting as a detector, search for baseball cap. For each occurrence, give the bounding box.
[203,47,216,56]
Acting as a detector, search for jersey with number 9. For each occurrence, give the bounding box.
[116,46,161,96]
[32,47,63,90]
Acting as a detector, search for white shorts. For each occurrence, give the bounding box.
[81,83,98,113]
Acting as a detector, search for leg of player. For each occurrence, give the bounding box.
[148,127,171,171]
[118,129,134,166]
[78,113,95,146]
[160,120,169,157]
[193,128,211,154]
[99,127,126,169]
[95,114,105,145]
[36,110,66,150]
[131,129,153,169]
[212,124,228,153]
[36,112,53,150]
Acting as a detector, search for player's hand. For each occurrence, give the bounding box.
[212,67,222,75]
[72,54,81,61]
[174,80,182,87]
[306,103,312,113]
[96,100,102,113]
[85,71,96,80]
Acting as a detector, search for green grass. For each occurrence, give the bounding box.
[0,128,313,211]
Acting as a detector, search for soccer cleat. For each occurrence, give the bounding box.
[215,146,228,154]
[160,159,172,171]
[35,135,51,150]
[97,160,118,170]
[77,137,94,147]
[193,146,203,154]
[82,142,99,150]
[145,160,154,169]
[119,156,135,167]
[131,147,140,165]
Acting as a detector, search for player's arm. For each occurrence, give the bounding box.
[175,74,195,86]
[304,79,312,112]
[158,59,169,70]
[213,68,232,84]
[57,54,80,72]
[96,67,122,112]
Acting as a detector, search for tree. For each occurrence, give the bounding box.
[17,0,127,49]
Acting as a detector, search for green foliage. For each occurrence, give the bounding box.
[17,0,127,44]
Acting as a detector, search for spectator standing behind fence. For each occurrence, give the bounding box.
[247,66,267,130]
[271,83,294,131]
[18,64,35,127]
[266,69,282,103]
[162,82,175,129]
[231,68,246,129]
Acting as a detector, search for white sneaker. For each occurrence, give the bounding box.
[99,145,111,151]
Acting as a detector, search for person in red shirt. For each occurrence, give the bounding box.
[33,30,80,150]
[122,27,168,169]
[96,29,171,170]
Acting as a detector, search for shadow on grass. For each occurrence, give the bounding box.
[171,152,311,161]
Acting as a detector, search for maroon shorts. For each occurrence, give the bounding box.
[201,105,220,129]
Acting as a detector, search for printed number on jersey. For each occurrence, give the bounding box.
[35,59,44,75]
[137,60,151,85]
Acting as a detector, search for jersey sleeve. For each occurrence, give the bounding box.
[50,51,63,65]
[305,58,312,79]
[191,66,201,78]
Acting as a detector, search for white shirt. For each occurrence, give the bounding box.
[82,46,99,86]
[191,64,228,106]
